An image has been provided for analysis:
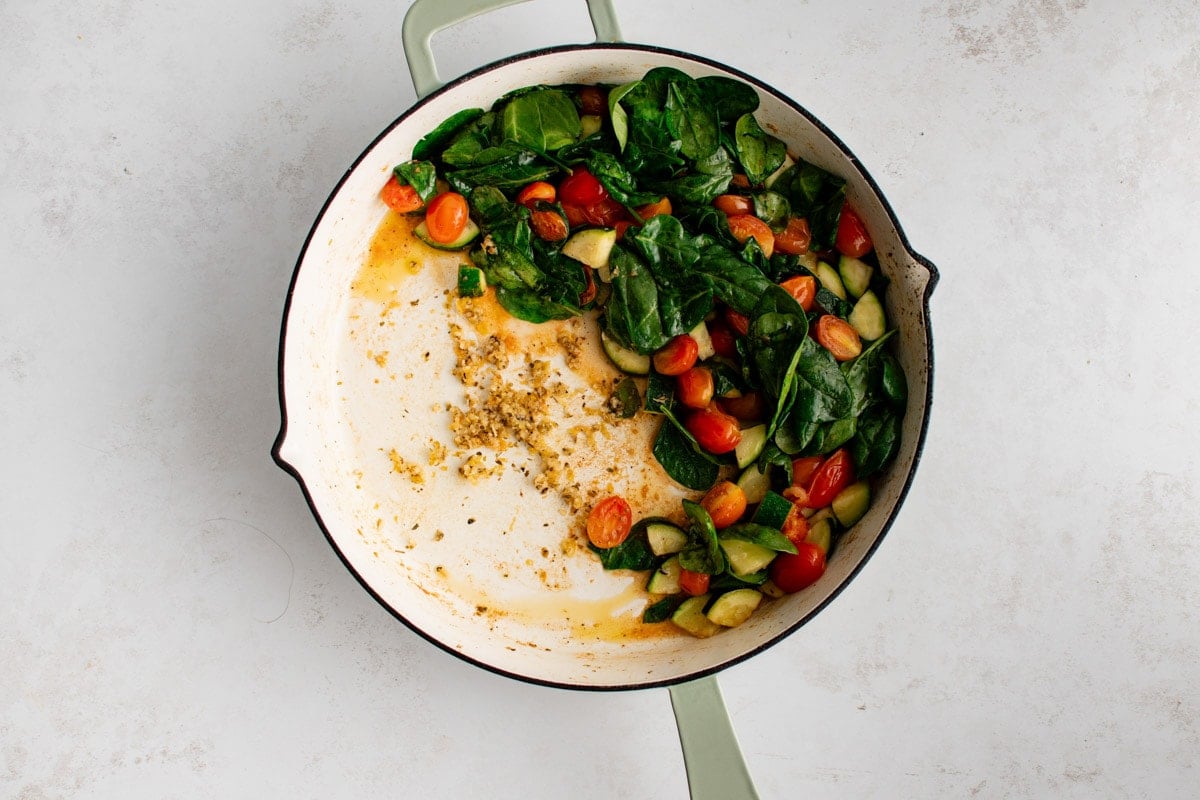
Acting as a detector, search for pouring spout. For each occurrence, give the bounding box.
[669,675,760,800]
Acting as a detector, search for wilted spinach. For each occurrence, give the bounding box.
[393,160,438,202]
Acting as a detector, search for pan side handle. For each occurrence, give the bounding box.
[402,0,623,99]
[669,675,761,800]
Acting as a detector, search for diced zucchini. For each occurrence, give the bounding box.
[805,516,833,555]
[562,228,618,281]
[734,424,767,469]
[456,265,486,297]
[600,330,650,375]
[579,114,602,139]
[414,219,480,250]
[672,594,722,638]
[721,538,777,577]
[735,462,771,504]
[688,321,716,361]
[646,523,688,557]
[760,579,786,599]
[837,255,874,299]
[831,480,871,527]
[848,290,886,341]
[764,154,795,189]
[647,556,682,594]
[706,589,762,627]
[813,261,847,300]
[752,490,792,530]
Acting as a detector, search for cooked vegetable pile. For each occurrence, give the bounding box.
[380,67,907,637]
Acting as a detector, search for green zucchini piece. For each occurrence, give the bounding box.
[456,265,486,297]
[561,228,618,281]
[813,260,847,300]
[752,491,792,530]
[805,516,833,555]
[646,523,688,557]
[688,320,716,361]
[600,330,651,375]
[848,290,886,341]
[831,480,871,526]
[734,423,767,469]
[579,114,603,139]
[414,218,480,250]
[647,556,683,594]
[721,538,777,577]
[735,462,771,504]
[672,594,722,638]
[706,588,762,627]
[837,255,874,299]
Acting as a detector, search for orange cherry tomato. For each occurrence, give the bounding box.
[676,367,714,409]
[706,318,738,359]
[635,197,672,220]
[713,194,753,216]
[531,208,569,242]
[719,391,765,422]
[586,496,633,548]
[701,481,748,529]
[559,167,609,207]
[769,541,826,593]
[790,456,823,489]
[652,334,699,376]
[584,198,629,228]
[684,405,742,455]
[679,568,711,596]
[780,505,810,547]
[515,181,556,208]
[424,191,470,244]
[724,308,750,337]
[835,203,872,257]
[562,203,588,228]
[578,86,607,116]
[380,177,423,213]
[779,275,817,312]
[805,448,855,509]
[775,216,812,255]
[729,174,751,190]
[726,214,775,258]
[815,315,863,361]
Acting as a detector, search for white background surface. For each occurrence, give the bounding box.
[3,0,1198,797]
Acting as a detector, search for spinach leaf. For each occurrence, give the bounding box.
[607,81,640,152]
[709,571,769,590]
[588,151,660,210]
[605,245,670,353]
[753,191,791,232]
[643,370,676,415]
[745,286,808,420]
[494,285,578,323]
[791,337,855,424]
[800,417,858,456]
[680,500,726,575]
[640,66,693,103]
[815,284,853,319]
[720,523,797,553]
[500,89,581,152]
[697,75,760,122]
[413,108,485,161]
[879,350,908,406]
[392,160,438,203]
[734,113,787,186]
[665,79,720,160]
[445,146,559,193]
[646,146,734,205]
[439,112,498,167]
[850,406,902,478]
[652,417,720,491]
[643,595,685,623]
[775,159,846,250]
[609,377,641,418]
[628,214,701,275]
[693,244,772,316]
[624,112,685,179]
[589,527,656,571]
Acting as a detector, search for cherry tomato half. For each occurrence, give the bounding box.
[706,318,738,359]
[652,334,699,376]
[780,505,810,548]
[779,275,817,312]
[775,216,812,255]
[676,366,714,409]
[424,191,469,244]
[727,214,775,258]
[790,456,823,488]
[380,177,423,213]
[713,194,753,216]
[562,202,589,228]
[559,167,609,207]
[684,405,742,455]
[584,198,629,228]
[806,448,855,509]
[701,481,748,529]
[835,203,872,257]
[516,181,556,208]
[719,391,765,422]
[635,196,672,220]
[815,315,863,361]
[586,496,633,548]
[724,308,750,337]
[679,568,711,596]
[769,541,826,593]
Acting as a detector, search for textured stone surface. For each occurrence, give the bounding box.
[2,1,1198,797]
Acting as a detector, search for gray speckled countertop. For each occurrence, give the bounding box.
[3,1,1198,797]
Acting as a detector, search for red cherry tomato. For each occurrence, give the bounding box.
[719,391,765,422]
[676,367,714,409]
[684,405,742,455]
[424,192,469,244]
[701,481,747,529]
[583,198,629,228]
[586,496,633,548]
[806,448,855,509]
[713,194,753,216]
[775,216,812,255]
[724,308,750,337]
[769,541,826,593]
[815,315,863,361]
[706,319,738,359]
[679,568,711,596]
[380,177,423,213]
[835,203,872,257]
[778,275,817,312]
[515,181,556,208]
[652,334,699,376]
[562,203,588,228]
[790,456,823,488]
[727,214,775,258]
[559,167,609,207]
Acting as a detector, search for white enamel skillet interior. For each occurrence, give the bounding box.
[273,27,937,691]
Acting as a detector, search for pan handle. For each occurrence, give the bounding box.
[402,0,623,99]
[669,675,761,800]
